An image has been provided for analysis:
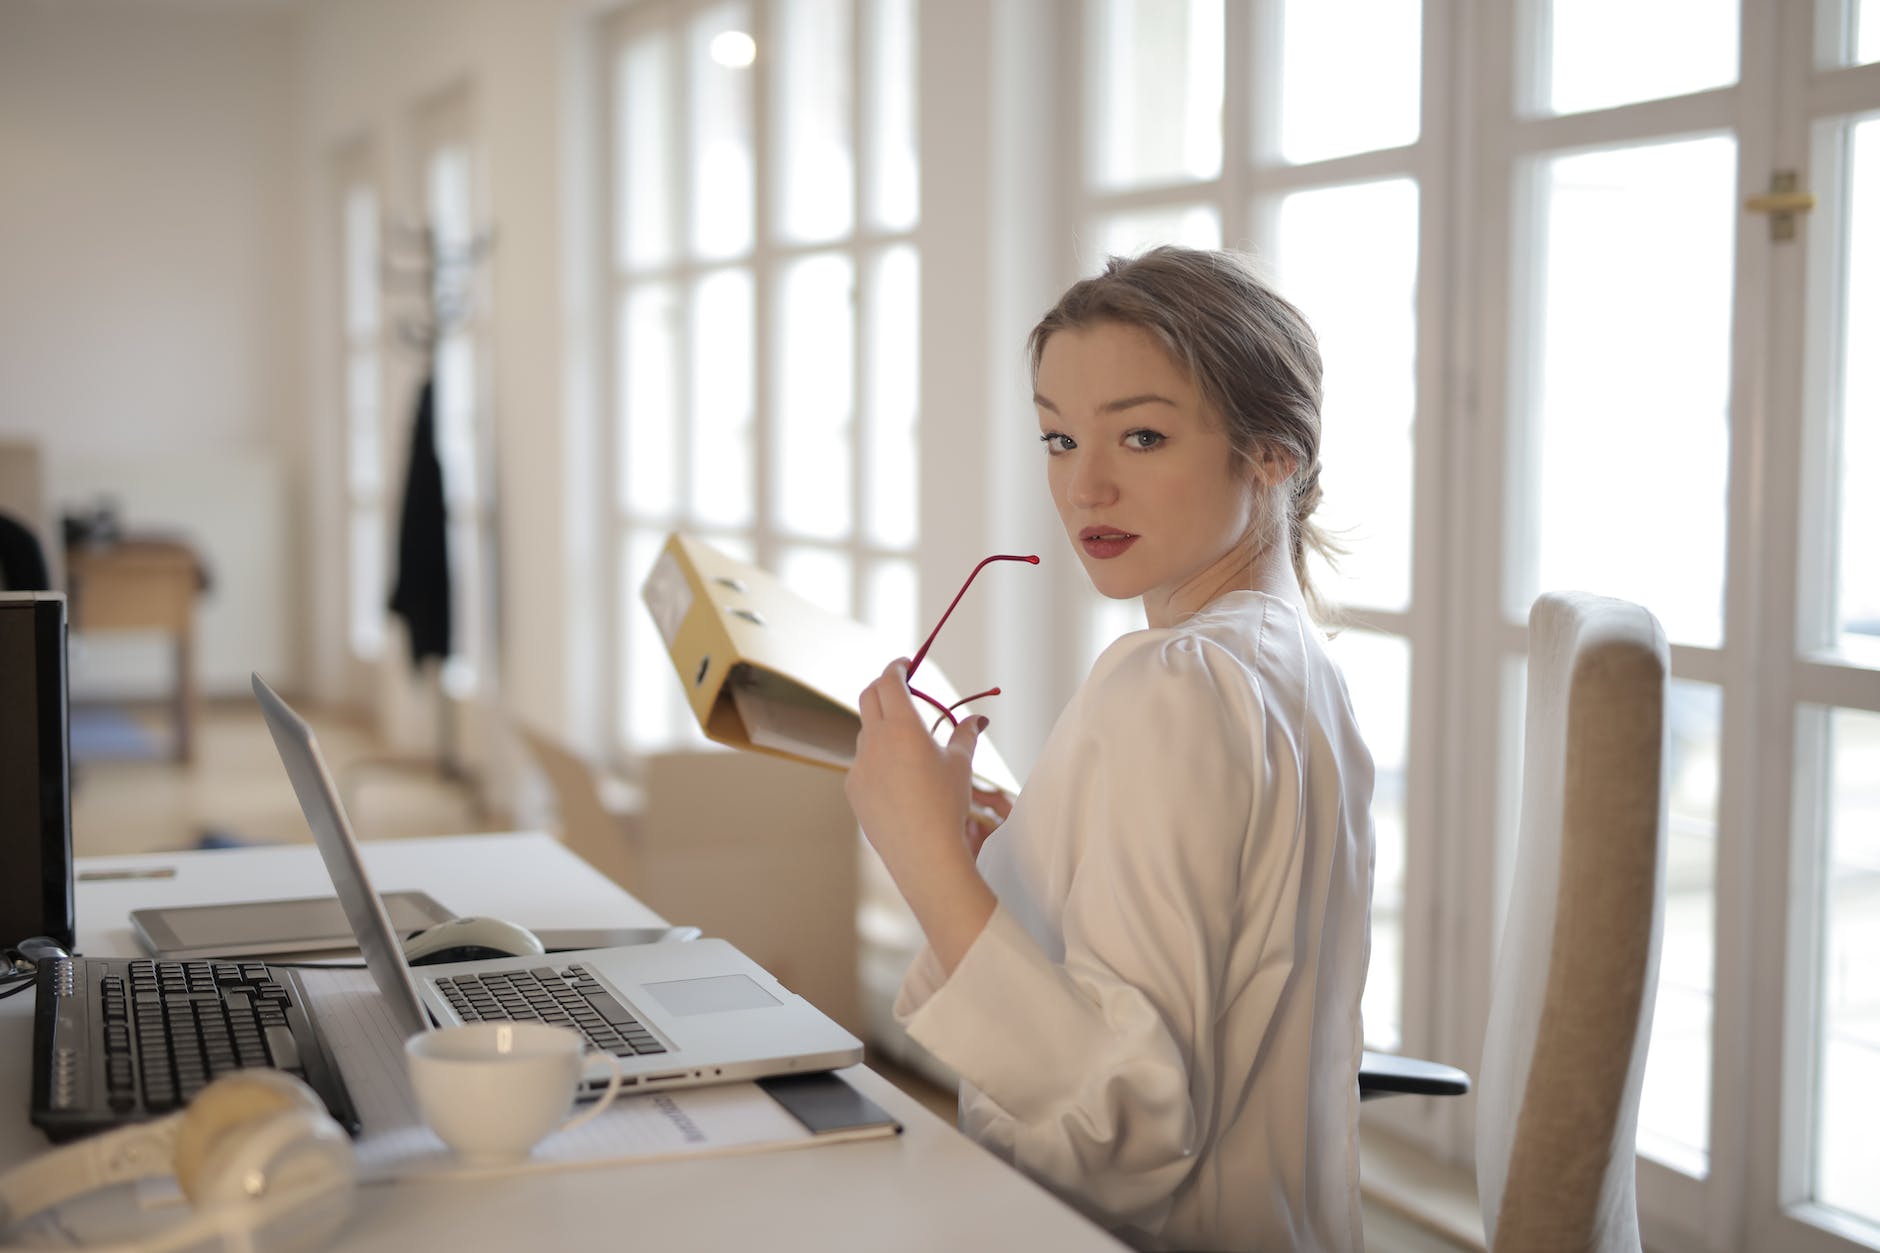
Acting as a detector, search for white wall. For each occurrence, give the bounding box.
[0,0,304,696]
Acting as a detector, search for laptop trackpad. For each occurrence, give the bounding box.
[644,974,781,1016]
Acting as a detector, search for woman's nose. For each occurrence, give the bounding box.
[1067,452,1118,509]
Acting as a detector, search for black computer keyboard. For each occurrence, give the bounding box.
[31,956,359,1142]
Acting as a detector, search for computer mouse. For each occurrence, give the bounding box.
[402,916,547,966]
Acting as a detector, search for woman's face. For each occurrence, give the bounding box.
[1034,320,1261,627]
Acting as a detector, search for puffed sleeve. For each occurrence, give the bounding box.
[895,632,1271,1233]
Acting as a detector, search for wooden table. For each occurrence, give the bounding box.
[64,538,204,762]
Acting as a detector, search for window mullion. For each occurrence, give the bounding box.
[676,30,699,539]
[751,0,777,573]
[851,0,870,611]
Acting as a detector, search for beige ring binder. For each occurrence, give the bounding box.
[641,533,1020,795]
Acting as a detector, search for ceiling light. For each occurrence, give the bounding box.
[710,30,756,68]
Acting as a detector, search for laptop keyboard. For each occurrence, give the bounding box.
[433,962,668,1058]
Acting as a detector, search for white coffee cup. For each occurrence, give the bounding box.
[405,1022,625,1163]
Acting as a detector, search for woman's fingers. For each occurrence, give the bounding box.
[970,785,1015,821]
[946,714,988,764]
[859,660,913,725]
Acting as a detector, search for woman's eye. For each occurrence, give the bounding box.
[1125,429,1167,450]
[1039,432,1075,453]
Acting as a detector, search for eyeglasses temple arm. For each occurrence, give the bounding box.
[907,554,1040,678]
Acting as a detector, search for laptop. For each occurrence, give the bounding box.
[251,673,863,1096]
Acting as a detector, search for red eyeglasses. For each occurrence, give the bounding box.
[905,553,1041,728]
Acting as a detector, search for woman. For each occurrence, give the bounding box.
[846,246,1375,1252]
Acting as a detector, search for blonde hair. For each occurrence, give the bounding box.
[1028,246,1339,620]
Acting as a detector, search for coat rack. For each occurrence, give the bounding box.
[343,218,497,821]
[381,219,496,354]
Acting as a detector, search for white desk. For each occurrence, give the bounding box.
[1,834,1122,1251]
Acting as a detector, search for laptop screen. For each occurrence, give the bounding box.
[251,672,432,1038]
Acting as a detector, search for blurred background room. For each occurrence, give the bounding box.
[1,1,1877,1249]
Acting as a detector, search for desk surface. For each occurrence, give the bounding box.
[2,834,1121,1251]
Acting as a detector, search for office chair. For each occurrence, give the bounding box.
[0,510,52,591]
[1356,593,1667,1253]
[1473,590,1668,1251]
[514,720,646,893]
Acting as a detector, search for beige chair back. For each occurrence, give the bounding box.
[641,749,861,1033]
[514,722,645,893]
[1476,592,1669,1253]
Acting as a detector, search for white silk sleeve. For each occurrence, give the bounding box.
[894,635,1280,1234]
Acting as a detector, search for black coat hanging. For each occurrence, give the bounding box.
[387,376,452,667]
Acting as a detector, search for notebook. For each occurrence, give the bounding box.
[250,674,863,1097]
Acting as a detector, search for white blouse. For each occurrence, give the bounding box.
[895,591,1375,1252]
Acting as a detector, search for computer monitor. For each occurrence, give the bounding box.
[0,591,74,951]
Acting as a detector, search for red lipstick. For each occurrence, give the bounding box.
[1078,526,1138,560]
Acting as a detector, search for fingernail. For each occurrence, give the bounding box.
[975,716,990,732]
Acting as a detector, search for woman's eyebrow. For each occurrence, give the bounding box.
[1032,392,1179,415]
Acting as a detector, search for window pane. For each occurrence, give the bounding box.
[863,558,919,659]
[774,0,853,243]
[1087,206,1222,273]
[1862,1,1880,65]
[689,269,755,528]
[426,144,473,249]
[691,3,754,259]
[1520,138,1736,646]
[1082,591,1147,676]
[1542,0,1738,115]
[867,0,918,230]
[619,284,681,517]
[624,529,692,751]
[775,254,854,539]
[1322,630,1409,1051]
[447,513,480,683]
[349,509,384,659]
[1275,0,1420,164]
[1639,681,1720,1175]
[1814,706,1880,1226]
[1274,179,1417,613]
[434,331,478,510]
[864,246,919,548]
[346,350,381,496]
[343,185,379,338]
[1089,0,1223,190]
[1828,118,1880,663]
[616,33,676,270]
[779,544,853,618]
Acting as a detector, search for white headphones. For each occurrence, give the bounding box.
[0,1069,355,1253]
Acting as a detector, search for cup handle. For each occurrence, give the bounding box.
[557,1050,626,1136]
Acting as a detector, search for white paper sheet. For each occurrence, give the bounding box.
[295,968,884,1185]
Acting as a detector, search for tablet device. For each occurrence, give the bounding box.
[130,890,456,960]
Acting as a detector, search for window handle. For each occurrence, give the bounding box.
[1744,170,1816,241]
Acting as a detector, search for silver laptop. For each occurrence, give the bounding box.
[251,673,862,1095]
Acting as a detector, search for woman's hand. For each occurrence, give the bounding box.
[847,659,998,974]
[965,786,1015,860]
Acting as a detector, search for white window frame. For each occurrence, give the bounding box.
[332,138,388,685]
[601,0,924,766]
[1048,2,1880,1249]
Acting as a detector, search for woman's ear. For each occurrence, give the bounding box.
[1254,446,1298,489]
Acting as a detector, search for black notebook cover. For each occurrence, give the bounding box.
[757,1071,903,1137]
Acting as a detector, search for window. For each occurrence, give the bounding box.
[414,105,492,698]
[605,0,921,759]
[1077,0,1427,1057]
[335,144,385,664]
[1071,2,1880,1248]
